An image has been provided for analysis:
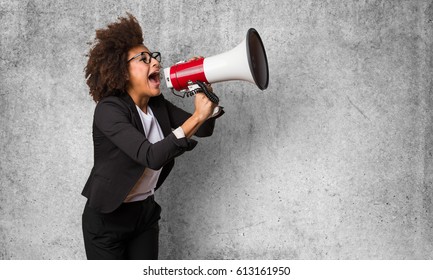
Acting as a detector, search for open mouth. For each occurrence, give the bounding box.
[148,71,160,87]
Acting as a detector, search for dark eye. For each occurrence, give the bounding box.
[139,53,151,63]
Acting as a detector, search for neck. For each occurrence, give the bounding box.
[128,89,150,113]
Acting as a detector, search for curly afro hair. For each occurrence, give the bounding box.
[85,13,144,102]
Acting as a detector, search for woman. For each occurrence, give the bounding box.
[81,13,222,260]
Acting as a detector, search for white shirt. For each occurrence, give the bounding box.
[124,106,166,202]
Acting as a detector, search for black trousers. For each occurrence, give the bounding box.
[82,195,161,260]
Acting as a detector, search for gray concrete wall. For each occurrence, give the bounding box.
[1,0,432,259]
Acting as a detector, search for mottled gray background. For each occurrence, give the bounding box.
[1,0,432,259]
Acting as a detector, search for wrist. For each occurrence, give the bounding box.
[181,112,206,139]
[192,111,207,124]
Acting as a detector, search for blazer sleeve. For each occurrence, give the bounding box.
[94,98,196,170]
[163,98,219,137]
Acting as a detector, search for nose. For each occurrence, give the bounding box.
[151,57,161,68]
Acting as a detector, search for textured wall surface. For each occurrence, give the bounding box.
[1,0,432,259]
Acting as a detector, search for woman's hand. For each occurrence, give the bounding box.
[193,91,218,122]
[180,89,217,138]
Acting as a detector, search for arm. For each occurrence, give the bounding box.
[165,97,217,138]
[180,113,207,139]
[94,97,195,170]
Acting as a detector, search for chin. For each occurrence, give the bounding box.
[143,87,160,97]
[152,89,161,96]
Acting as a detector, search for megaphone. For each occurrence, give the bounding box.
[163,28,269,97]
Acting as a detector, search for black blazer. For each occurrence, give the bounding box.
[82,92,218,213]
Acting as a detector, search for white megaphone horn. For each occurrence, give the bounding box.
[163,28,269,96]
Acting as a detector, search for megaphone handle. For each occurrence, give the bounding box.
[195,80,219,104]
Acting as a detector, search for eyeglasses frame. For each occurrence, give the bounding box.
[127,51,161,64]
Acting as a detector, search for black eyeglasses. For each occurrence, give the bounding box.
[127,51,161,64]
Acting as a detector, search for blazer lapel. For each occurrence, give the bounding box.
[120,93,172,138]
[119,93,145,135]
[149,95,172,137]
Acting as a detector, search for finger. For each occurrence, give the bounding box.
[207,84,213,92]
[197,81,212,92]
[188,56,204,62]
[196,92,211,103]
[195,92,206,99]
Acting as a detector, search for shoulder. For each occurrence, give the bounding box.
[94,95,133,121]
[97,95,128,106]
[96,93,134,111]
